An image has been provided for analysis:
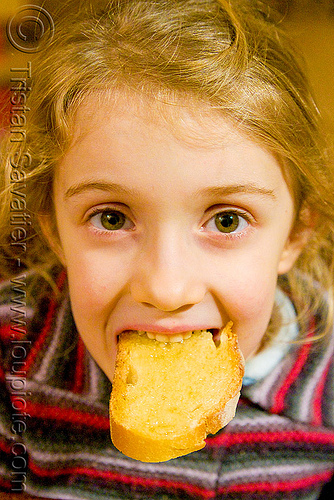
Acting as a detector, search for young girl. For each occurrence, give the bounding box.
[1,0,334,498]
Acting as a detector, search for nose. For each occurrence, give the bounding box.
[129,232,206,311]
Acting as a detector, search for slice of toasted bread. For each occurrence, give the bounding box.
[109,322,244,462]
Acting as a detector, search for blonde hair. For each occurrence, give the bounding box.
[1,0,334,340]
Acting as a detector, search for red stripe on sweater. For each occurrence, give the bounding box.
[29,460,216,499]
[0,477,12,490]
[206,429,334,448]
[0,324,12,341]
[24,400,110,430]
[271,317,315,414]
[72,336,85,393]
[0,362,5,382]
[25,272,67,375]
[312,356,332,426]
[0,438,12,454]
[24,299,57,374]
[218,470,333,494]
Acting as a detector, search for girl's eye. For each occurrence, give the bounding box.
[89,210,134,231]
[206,211,249,234]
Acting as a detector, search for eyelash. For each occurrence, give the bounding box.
[86,207,252,237]
[203,209,251,237]
[87,207,134,233]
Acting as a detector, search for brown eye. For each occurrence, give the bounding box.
[206,211,249,235]
[100,211,126,230]
[214,213,240,233]
[90,210,134,231]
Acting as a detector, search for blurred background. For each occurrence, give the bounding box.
[0,0,334,143]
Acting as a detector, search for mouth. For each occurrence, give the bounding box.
[118,328,221,344]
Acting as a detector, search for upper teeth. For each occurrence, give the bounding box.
[137,330,205,343]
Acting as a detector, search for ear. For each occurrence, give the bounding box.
[278,205,316,275]
[38,214,66,266]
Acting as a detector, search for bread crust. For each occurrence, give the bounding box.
[110,390,241,462]
[110,323,244,462]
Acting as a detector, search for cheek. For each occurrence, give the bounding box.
[64,246,132,310]
[64,254,124,381]
[211,255,280,358]
[230,279,277,359]
[225,271,277,322]
[214,249,278,313]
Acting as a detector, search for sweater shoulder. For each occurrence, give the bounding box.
[0,269,67,371]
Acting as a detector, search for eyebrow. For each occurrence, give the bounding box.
[196,184,277,200]
[64,181,141,200]
[64,180,277,201]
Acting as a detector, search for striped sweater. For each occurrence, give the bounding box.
[0,271,333,499]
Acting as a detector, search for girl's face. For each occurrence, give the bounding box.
[51,92,308,381]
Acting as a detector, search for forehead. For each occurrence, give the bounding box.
[70,89,246,149]
[56,89,294,207]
